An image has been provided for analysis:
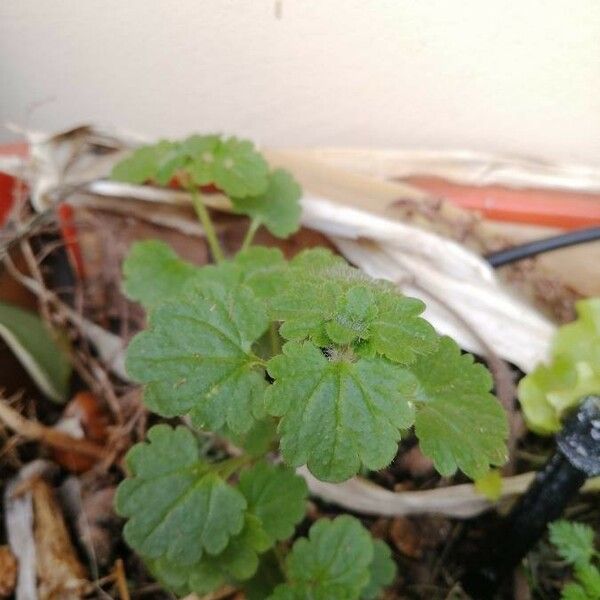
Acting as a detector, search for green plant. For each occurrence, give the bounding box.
[112,134,508,598]
[518,297,600,434]
[549,520,600,599]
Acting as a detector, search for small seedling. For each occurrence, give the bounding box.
[112,134,508,597]
[518,297,600,435]
[550,520,600,600]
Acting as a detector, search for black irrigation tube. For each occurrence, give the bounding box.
[485,226,600,268]
[460,228,600,597]
[462,397,600,598]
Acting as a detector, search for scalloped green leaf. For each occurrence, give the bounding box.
[111,140,175,184]
[265,341,415,482]
[147,513,270,596]
[268,516,376,600]
[125,283,269,433]
[361,540,397,600]
[238,462,308,543]
[212,137,270,197]
[231,169,302,238]
[182,246,287,305]
[143,461,307,596]
[411,337,508,479]
[115,425,247,564]
[122,240,199,309]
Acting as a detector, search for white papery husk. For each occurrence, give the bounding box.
[2,125,585,518]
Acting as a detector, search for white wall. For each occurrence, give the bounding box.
[1,0,599,164]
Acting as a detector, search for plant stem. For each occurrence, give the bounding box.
[215,454,253,480]
[189,187,225,263]
[240,218,261,252]
[269,322,281,356]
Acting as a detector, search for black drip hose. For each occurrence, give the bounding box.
[485,226,600,268]
[461,453,586,599]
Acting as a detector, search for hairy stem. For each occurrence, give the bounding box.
[189,187,225,263]
[240,218,261,252]
[215,454,253,480]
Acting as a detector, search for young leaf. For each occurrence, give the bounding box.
[0,301,71,403]
[122,240,198,309]
[231,169,302,238]
[549,520,596,566]
[268,516,376,600]
[111,141,175,184]
[474,469,503,502]
[519,297,600,434]
[574,563,600,598]
[265,341,415,482]
[361,540,397,600]
[238,462,308,543]
[189,246,287,301]
[272,251,438,364]
[411,337,508,479]
[126,283,269,433]
[561,582,592,600]
[212,137,270,197]
[115,425,247,564]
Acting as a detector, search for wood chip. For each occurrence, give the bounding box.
[31,478,88,600]
[0,546,17,598]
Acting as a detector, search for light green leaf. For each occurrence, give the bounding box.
[474,469,503,501]
[187,134,221,186]
[266,341,415,482]
[126,283,269,433]
[212,137,270,197]
[575,563,600,598]
[231,169,302,238]
[325,286,378,345]
[186,246,287,302]
[115,425,247,564]
[361,540,396,600]
[561,582,592,600]
[519,297,600,435]
[122,240,199,309]
[272,252,438,364]
[0,301,71,402]
[549,520,596,566]
[238,462,308,543]
[269,516,375,600]
[411,337,508,479]
[111,141,174,184]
